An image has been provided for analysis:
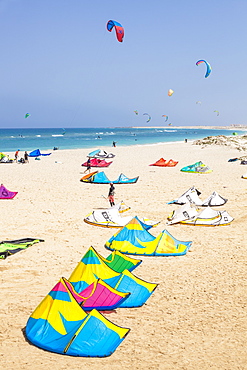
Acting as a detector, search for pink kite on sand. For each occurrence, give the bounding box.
[0,184,18,199]
[62,277,129,311]
[81,158,112,167]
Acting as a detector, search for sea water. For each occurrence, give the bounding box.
[0,127,245,152]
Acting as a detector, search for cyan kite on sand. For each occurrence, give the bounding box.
[26,277,130,357]
[80,171,139,184]
[167,203,234,226]
[180,161,212,173]
[25,248,146,356]
[167,186,228,206]
[105,216,192,256]
[88,149,115,159]
[0,238,44,259]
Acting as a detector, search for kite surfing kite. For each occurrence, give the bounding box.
[168,89,174,96]
[162,115,168,122]
[143,113,151,123]
[25,113,30,118]
[196,101,202,105]
[134,110,138,115]
[107,20,124,42]
[196,60,212,78]
[214,110,219,116]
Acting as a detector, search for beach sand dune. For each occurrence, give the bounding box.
[0,142,246,369]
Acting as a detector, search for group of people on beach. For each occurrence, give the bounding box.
[15,150,29,163]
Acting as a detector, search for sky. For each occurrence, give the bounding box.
[0,0,247,128]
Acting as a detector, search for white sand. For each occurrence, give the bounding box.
[0,141,246,370]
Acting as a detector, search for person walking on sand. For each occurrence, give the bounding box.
[15,150,19,162]
[24,151,29,163]
[112,141,117,147]
[108,183,115,206]
[84,158,91,173]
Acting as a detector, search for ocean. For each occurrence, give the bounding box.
[0,127,245,152]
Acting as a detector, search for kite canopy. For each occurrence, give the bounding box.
[69,247,157,308]
[168,89,174,96]
[80,171,139,184]
[84,208,133,228]
[28,149,51,157]
[143,113,151,123]
[196,59,212,78]
[0,238,44,259]
[81,158,112,167]
[180,161,212,173]
[167,203,234,226]
[0,184,18,199]
[26,277,130,357]
[149,158,178,167]
[167,186,228,206]
[104,250,142,273]
[0,152,14,163]
[84,207,159,229]
[64,277,130,311]
[107,20,124,42]
[105,217,192,256]
[88,149,115,159]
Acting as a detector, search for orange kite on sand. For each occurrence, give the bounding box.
[149,158,178,167]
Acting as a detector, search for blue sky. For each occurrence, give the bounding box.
[0,0,246,128]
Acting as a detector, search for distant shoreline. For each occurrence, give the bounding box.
[131,126,247,131]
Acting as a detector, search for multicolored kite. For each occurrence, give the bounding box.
[196,59,212,78]
[143,113,151,123]
[107,20,124,42]
[26,277,130,356]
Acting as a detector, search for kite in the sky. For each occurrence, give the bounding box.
[162,115,168,122]
[107,20,124,42]
[143,113,151,123]
[214,110,219,116]
[196,101,202,105]
[25,113,30,118]
[134,110,138,115]
[196,60,212,78]
[168,89,174,96]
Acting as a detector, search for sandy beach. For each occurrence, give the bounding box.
[0,140,246,370]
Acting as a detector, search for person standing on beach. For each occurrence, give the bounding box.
[84,158,91,173]
[112,141,117,147]
[15,150,19,162]
[24,151,29,163]
[108,183,115,206]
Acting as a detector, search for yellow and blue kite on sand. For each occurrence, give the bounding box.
[69,247,157,308]
[26,278,130,357]
[105,217,192,256]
